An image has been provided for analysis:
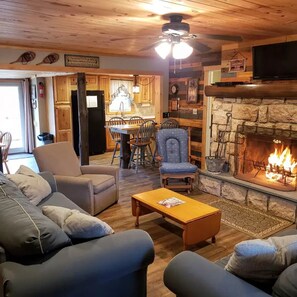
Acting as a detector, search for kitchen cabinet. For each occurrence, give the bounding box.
[53,76,72,143]
[134,76,153,104]
[105,126,115,151]
[99,76,110,103]
[69,75,99,90]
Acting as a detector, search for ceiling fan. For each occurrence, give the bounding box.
[142,14,242,59]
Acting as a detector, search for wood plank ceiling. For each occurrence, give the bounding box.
[1,0,297,57]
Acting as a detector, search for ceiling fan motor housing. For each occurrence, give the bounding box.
[162,14,190,36]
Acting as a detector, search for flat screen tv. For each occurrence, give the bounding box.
[252,41,297,80]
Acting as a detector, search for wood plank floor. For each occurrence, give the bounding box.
[7,152,292,297]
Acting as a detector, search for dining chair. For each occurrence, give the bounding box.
[128,116,145,140]
[106,116,127,165]
[160,118,179,129]
[1,132,12,174]
[128,116,145,125]
[129,120,156,173]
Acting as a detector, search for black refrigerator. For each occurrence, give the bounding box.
[71,90,106,156]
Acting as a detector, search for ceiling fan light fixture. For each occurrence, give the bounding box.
[155,41,171,59]
[172,41,193,59]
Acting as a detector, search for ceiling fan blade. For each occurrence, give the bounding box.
[187,40,210,53]
[191,33,242,42]
[139,40,163,52]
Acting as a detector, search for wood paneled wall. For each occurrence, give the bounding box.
[168,52,221,167]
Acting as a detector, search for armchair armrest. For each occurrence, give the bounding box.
[54,175,93,213]
[164,251,270,297]
[1,230,155,297]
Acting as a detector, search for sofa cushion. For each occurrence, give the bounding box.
[42,205,114,239]
[272,263,297,297]
[81,174,115,194]
[225,235,297,283]
[0,177,71,257]
[6,165,51,205]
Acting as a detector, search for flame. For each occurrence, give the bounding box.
[268,147,297,172]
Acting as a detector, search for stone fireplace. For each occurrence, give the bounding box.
[198,90,297,222]
[234,124,297,192]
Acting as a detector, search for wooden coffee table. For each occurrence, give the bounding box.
[131,188,221,249]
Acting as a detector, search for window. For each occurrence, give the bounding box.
[0,81,25,153]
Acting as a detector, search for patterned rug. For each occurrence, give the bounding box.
[208,199,293,239]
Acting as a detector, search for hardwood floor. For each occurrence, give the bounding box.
[6,152,274,296]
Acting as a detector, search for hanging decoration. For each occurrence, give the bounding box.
[36,53,59,65]
[228,50,247,72]
[10,51,36,64]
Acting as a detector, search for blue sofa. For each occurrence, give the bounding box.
[0,172,155,297]
[164,229,297,297]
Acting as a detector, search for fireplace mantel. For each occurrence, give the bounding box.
[205,83,297,98]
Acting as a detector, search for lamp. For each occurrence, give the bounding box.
[155,40,193,60]
[172,42,193,59]
[133,74,140,93]
[154,41,171,59]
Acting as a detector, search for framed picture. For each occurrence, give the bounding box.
[170,99,178,111]
[187,79,198,103]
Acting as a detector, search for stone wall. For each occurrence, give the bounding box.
[210,97,297,174]
[199,96,297,222]
[199,174,297,222]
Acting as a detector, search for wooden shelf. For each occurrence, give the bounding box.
[204,83,297,98]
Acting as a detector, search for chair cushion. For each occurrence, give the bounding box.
[42,205,114,240]
[81,174,115,194]
[160,162,198,174]
[157,128,189,163]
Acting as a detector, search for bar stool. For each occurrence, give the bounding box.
[106,117,126,165]
[129,120,156,172]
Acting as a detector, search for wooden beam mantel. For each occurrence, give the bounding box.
[204,83,297,98]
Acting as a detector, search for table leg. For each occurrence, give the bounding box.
[120,134,131,169]
[0,148,3,173]
[135,201,140,227]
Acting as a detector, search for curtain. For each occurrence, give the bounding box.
[23,79,34,153]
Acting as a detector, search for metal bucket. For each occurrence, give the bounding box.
[205,156,225,174]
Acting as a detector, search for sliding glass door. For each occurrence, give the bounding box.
[0,81,25,153]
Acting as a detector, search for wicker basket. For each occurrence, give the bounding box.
[205,156,225,173]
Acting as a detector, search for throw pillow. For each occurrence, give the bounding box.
[225,235,297,283]
[272,263,297,297]
[0,177,71,257]
[42,205,114,239]
[6,165,51,205]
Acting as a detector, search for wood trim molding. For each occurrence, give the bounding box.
[205,83,297,98]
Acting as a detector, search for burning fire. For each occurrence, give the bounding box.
[266,146,297,183]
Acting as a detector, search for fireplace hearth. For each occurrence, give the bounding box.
[234,124,297,191]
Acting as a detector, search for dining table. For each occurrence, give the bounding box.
[108,124,140,169]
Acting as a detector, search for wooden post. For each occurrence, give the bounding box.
[77,72,89,165]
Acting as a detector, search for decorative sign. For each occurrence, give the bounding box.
[229,58,246,72]
[170,99,178,111]
[187,78,198,103]
[64,54,100,68]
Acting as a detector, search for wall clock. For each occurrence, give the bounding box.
[170,84,179,95]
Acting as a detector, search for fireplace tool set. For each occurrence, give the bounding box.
[206,112,232,173]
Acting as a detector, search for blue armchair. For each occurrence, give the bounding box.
[156,128,198,193]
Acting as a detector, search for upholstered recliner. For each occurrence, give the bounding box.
[156,128,198,193]
[33,142,119,215]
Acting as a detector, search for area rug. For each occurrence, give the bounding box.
[208,199,293,239]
